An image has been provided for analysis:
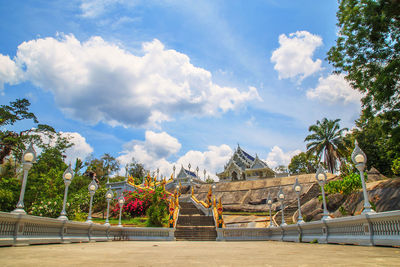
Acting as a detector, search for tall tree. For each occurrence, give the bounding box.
[0,99,56,165]
[305,118,348,173]
[288,152,318,174]
[327,0,400,114]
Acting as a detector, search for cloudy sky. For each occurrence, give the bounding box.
[0,0,362,179]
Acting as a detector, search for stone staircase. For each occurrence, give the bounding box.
[175,201,217,241]
[274,183,321,225]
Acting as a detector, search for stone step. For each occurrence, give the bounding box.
[177,215,214,226]
[179,208,202,215]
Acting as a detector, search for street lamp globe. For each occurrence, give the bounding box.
[22,143,36,163]
[355,154,365,164]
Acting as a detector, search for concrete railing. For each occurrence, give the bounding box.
[216,210,400,247]
[0,212,175,247]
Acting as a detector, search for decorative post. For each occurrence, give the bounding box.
[203,169,206,181]
[352,140,375,214]
[196,166,199,178]
[266,191,274,228]
[86,178,98,223]
[124,165,128,182]
[118,193,125,227]
[173,165,176,179]
[104,188,114,226]
[277,187,286,226]
[216,198,224,228]
[168,198,175,228]
[58,164,74,220]
[293,177,304,223]
[188,163,191,172]
[316,166,330,220]
[12,143,36,214]
[156,168,160,180]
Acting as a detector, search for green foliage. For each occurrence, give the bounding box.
[85,153,120,181]
[305,118,348,173]
[288,152,318,174]
[352,113,399,176]
[126,158,146,184]
[327,0,400,114]
[392,158,400,176]
[324,172,362,195]
[146,187,168,227]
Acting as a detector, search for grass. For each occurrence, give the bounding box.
[91,217,148,227]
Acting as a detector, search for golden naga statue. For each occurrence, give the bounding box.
[191,187,194,196]
[178,181,182,197]
[128,175,135,184]
[161,177,166,190]
[213,196,216,208]
[206,186,212,207]
[168,198,175,228]
[216,197,224,228]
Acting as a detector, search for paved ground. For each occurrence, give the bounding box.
[1,241,399,266]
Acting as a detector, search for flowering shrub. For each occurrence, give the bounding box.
[29,197,63,218]
[111,188,169,219]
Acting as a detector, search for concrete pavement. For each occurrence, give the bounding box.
[1,241,399,266]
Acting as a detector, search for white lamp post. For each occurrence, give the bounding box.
[277,187,286,226]
[196,166,199,178]
[117,193,125,227]
[156,168,160,180]
[293,177,304,223]
[188,163,191,172]
[86,178,98,223]
[173,165,176,179]
[124,165,128,182]
[266,191,274,228]
[12,143,36,214]
[203,169,206,181]
[316,166,330,220]
[58,164,74,220]
[352,140,375,214]
[104,188,114,226]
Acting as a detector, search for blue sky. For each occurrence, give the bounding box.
[0,0,362,178]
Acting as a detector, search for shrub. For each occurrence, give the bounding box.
[146,187,168,227]
[324,172,362,195]
[392,158,400,176]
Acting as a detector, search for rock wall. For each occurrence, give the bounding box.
[193,173,336,212]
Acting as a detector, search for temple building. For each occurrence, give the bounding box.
[217,145,275,182]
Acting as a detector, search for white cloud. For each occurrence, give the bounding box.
[33,131,93,164]
[80,0,130,18]
[265,146,301,169]
[62,132,94,164]
[271,31,323,81]
[3,34,259,128]
[0,54,21,91]
[306,74,362,104]
[117,131,232,180]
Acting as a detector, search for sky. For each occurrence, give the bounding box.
[0,0,363,179]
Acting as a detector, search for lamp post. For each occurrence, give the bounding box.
[86,178,98,223]
[104,188,114,226]
[124,165,128,182]
[352,140,375,214]
[12,143,36,214]
[117,193,125,227]
[293,177,304,224]
[58,164,74,220]
[203,169,206,181]
[157,168,160,180]
[188,163,191,172]
[316,166,330,220]
[173,165,176,179]
[277,187,286,226]
[196,166,199,178]
[266,191,274,228]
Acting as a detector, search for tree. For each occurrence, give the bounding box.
[0,99,57,165]
[126,158,145,184]
[351,112,400,175]
[305,118,348,173]
[85,154,120,180]
[288,152,318,174]
[327,0,400,114]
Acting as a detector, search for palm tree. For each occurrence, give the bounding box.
[305,118,348,173]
